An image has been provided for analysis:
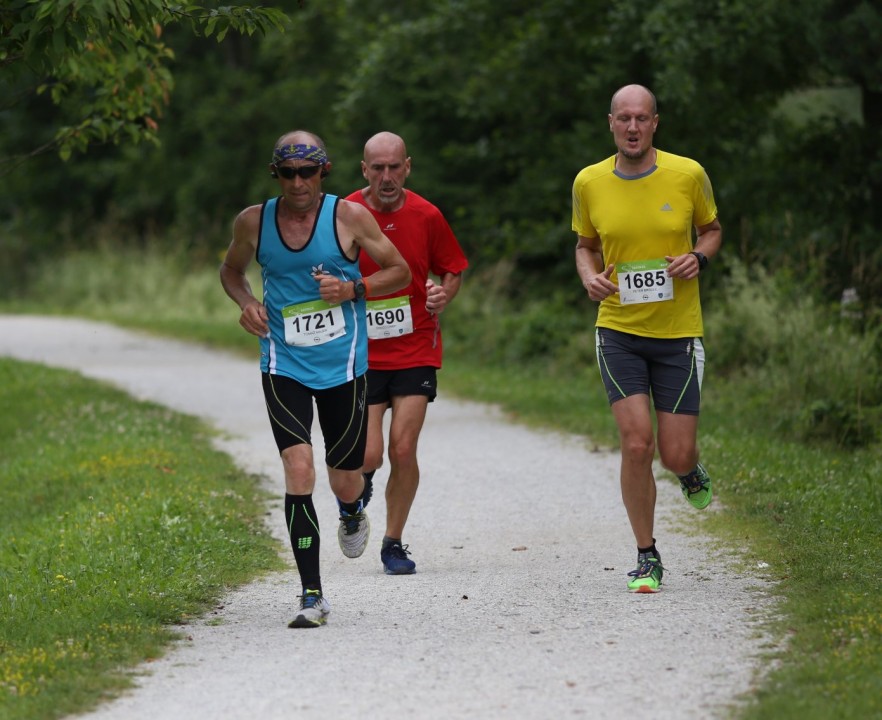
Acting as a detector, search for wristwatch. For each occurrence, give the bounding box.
[690,251,708,272]
[353,278,367,301]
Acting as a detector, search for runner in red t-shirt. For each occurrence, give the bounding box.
[343,131,468,574]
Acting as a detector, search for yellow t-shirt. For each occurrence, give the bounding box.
[572,150,717,338]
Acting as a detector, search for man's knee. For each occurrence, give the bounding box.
[658,445,697,475]
[388,435,420,467]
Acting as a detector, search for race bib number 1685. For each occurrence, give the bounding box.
[616,259,674,305]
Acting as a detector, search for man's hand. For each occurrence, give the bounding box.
[425,278,448,314]
[664,253,701,280]
[584,264,618,301]
[314,271,353,304]
[240,300,269,337]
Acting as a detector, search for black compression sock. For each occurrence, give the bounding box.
[340,473,373,513]
[284,493,321,592]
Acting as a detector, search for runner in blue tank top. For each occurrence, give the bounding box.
[220,130,410,628]
[257,192,365,388]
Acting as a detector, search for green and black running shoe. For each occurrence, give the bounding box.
[627,552,664,593]
[679,462,713,509]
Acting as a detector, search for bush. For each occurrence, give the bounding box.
[705,258,882,447]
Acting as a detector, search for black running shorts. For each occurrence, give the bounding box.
[366,366,437,405]
[261,372,368,470]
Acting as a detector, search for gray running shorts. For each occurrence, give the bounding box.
[595,327,704,415]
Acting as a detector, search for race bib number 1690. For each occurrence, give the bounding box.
[366,296,413,339]
[616,259,674,305]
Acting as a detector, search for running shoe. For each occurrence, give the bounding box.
[381,542,416,575]
[679,462,713,509]
[337,506,371,558]
[627,552,664,593]
[336,474,373,558]
[288,589,330,628]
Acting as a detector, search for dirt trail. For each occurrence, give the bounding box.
[0,315,775,720]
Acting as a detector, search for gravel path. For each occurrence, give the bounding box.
[1,315,776,719]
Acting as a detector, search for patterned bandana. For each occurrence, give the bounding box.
[272,143,328,166]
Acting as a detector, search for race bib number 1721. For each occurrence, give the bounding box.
[282,299,346,346]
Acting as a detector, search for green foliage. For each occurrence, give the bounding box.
[0,1,289,163]
[22,241,235,322]
[0,359,282,718]
[441,257,596,371]
[705,258,882,447]
[2,2,881,313]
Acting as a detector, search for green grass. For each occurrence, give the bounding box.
[698,429,881,718]
[0,359,284,720]
[2,244,881,719]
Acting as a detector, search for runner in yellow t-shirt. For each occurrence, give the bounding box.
[572,84,723,593]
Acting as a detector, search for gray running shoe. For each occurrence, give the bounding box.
[336,475,373,558]
[288,589,330,628]
[338,506,371,558]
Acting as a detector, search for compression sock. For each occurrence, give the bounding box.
[284,493,321,592]
[339,474,373,513]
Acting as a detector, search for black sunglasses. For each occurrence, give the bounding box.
[273,164,323,180]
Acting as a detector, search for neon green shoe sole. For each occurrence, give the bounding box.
[680,462,713,509]
[627,556,663,593]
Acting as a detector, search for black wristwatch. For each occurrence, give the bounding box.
[690,251,708,272]
[353,278,367,301]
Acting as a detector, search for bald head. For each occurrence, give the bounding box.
[361,132,411,211]
[610,85,657,116]
[364,132,408,164]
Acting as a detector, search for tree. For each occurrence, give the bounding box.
[0,1,289,170]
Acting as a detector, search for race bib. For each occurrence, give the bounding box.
[616,259,674,305]
[366,296,413,339]
[282,299,346,346]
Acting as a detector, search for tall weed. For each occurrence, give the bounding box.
[24,244,233,323]
[705,259,881,447]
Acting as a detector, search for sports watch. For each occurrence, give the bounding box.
[353,278,367,301]
[690,251,708,272]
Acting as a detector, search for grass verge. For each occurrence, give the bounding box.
[0,359,284,720]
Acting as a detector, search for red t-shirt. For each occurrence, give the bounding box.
[346,189,469,370]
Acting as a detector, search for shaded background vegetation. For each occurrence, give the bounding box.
[1,0,880,446]
[3,0,881,301]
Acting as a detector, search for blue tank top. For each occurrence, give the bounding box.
[257,194,367,389]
